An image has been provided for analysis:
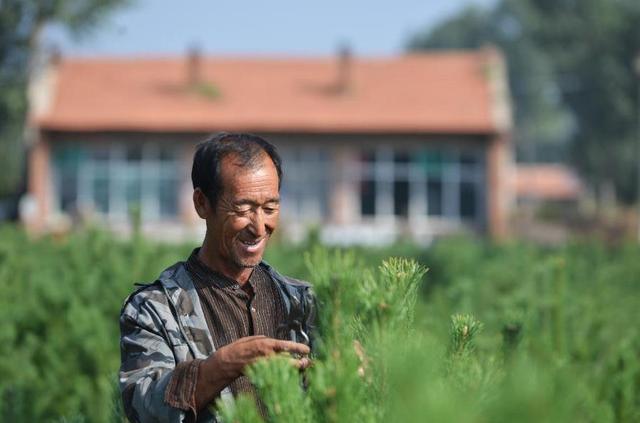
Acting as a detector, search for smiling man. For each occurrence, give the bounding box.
[119,133,316,423]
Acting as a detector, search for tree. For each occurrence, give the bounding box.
[408,0,640,205]
[528,0,640,204]
[408,2,574,165]
[0,0,130,199]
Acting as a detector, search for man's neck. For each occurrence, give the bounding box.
[197,243,253,285]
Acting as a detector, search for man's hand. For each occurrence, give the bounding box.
[194,335,311,411]
[210,335,311,379]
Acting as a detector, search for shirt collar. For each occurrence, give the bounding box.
[186,247,259,290]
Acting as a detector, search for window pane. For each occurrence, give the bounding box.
[93,168,109,213]
[159,178,179,217]
[395,151,410,180]
[460,152,479,166]
[460,181,477,219]
[91,148,110,162]
[159,146,177,162]
[394,152,410,164]
[279,148,329,220]
[125,169,142,209]
[361,151,376,164]
[427,179,442,216]
[126,145,143,162]
[360,179,376,216]
[60,172,78,212]
[279,185,295,217]
[418,150,443,175]
[394,179,409,217]
[54,147,84,213]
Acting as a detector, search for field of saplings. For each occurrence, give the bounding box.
[0,225,638,422]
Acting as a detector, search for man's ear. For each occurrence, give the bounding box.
[193,188,213,219]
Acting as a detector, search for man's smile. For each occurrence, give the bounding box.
[237,236,267,253]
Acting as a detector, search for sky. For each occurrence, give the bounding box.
[44,0,495,58]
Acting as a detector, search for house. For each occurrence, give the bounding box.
[25,47,513,244]
[515,164,583,204]
[511,164,585,244]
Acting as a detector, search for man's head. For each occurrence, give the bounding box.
[192,133,282,273]
[192,132,282,207]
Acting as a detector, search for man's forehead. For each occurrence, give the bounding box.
[218,153,279,197]
[220,151,274,175]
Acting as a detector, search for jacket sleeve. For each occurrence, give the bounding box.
[119,293,191,423]
[303,286,320,355]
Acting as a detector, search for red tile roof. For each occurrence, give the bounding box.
[515,164,583,201]
[37,52,503,134]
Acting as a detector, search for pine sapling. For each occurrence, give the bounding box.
[449,313,482,357]
[216,394,263,423]
[447,314,485,392]
[246,355,313,423]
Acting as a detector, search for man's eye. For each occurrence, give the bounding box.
[264,204,280,214]
[234,207,251,215]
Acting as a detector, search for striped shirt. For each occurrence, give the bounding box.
[164,248,286,415]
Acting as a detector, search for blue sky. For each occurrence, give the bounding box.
[44,0,495,57]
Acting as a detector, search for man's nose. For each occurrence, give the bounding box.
[248,209,267,237]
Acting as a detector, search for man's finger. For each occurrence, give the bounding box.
[273,340,310,355]
[286,356,312,370]
[239,335,268,342]
[298,357,311,369]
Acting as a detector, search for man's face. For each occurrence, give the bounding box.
[207,153,280,271]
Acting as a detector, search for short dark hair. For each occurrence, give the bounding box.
[191,132,283,206]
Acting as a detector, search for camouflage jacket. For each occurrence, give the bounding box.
[119,260,316,423]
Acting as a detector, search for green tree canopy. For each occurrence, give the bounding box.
[0,0,130,198]
[409,0,640,204]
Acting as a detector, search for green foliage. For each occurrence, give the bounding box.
[0,0,130,196]
[0,226,639,421]
[449,313,482,356]
[0,226,191,422]
[408,2,574,164]
[217,394,263,423]
[217,251,426,423]
[409,0,640,203]
[246,356,312,423]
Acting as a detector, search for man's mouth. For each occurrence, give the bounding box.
[238,237,267,253]
[240,239,261,246]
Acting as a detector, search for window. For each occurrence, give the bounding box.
[52,143,181,220]
[159,177,179,217]
[393,152,410,217]
[460,181,477,219]
[53,148,83,212]
[279,147,330,221]
[359,151,376,216]
[360,179,376,216]
[92,165,109,213]
[357,146,485,224]
[427,178,443,216]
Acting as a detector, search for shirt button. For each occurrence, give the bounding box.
[251,307,256,313]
